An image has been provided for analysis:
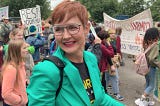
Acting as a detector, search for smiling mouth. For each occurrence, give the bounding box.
[63,41,76,47]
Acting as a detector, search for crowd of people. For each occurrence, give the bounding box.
[0,0,160,106]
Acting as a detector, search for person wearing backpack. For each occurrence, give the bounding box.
[95,30,115,92]
[135,27,160,106]
[27,1,125,106]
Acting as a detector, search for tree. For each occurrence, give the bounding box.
[118,0,146,18]
[0,0,51,19]
[150,0,160,21]
[78,0,119,23]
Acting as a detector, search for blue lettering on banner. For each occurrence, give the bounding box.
[128,44,139,51]
[121,43,126,49]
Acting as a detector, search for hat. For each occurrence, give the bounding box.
[2,16,9,20]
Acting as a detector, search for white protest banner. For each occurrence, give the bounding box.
[0,6,9,20]
[103,9,153,55]
[19,5,42,36]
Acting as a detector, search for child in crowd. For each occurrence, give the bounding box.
[25,27,45,64]
[9,28,35,85]
[1,40,28,106]
[135,27,160,106]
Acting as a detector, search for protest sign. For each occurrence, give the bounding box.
[103,9,153,55]
[0,6,9,20]
[19,5,42,36]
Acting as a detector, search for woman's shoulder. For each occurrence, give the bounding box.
[32,60,61,77]
[84,51,97,61]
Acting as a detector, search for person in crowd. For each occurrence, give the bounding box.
[25,26,45,64]
[0,16,12,81]
[96,30,120,96]
[48,20,55,55]
[41,19,45,33]
[0,44,3,101]
[96,30,115,93]
[0,16,12,44]
[17,20,25,30]
[42,22,51,56]
[105,29,124,101]
[115,27,124,66]
[49,38,57,55]
[85,32,95,50]
[1,40,28,106]
[135,27,160,106]
[9,28,34,85]
[27,1,124,106]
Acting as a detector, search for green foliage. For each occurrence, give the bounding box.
[78,0,147,22]
[78,0,118,23]
[0,0,51,19]
[118,0,145,17]
[150,0,160,21]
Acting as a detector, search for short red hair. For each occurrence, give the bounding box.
[51,1,88,27]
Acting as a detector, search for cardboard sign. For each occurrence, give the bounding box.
[19,5,42,36]
[0,6,9,20]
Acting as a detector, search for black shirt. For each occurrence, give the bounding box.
[72,62,95,104]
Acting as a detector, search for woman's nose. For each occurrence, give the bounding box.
[62,28,71,39]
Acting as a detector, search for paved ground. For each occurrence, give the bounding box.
[118,54,160,106]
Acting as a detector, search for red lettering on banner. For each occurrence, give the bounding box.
[105,21,116,29]
[131,21,150,32]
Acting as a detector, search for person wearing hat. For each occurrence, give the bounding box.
[0,16,12,44]
[25,25,46,64]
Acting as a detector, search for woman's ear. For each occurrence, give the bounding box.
[84,22,90,36]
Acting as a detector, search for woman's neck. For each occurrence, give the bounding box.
[65,52,83,63]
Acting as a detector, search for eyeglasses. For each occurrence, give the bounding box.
[53,24,81,36]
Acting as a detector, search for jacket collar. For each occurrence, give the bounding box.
[54,48,101,105]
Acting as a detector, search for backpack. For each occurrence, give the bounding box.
[42,56,65,97]
[87,43,102,63]
[135,43,156,76]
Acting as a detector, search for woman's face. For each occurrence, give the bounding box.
[109,33,116,39]
[14,30,24,40]
[21,43,28,58]
[54,16,90,55]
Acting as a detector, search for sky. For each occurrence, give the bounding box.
[50,0,63,10]
[50,0,74,10]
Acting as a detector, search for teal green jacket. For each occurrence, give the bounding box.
[27,47,124,106]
